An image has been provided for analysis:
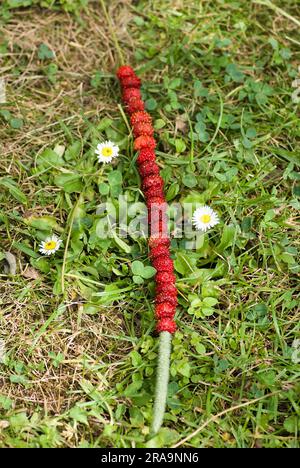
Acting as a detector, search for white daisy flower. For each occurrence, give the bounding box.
[192,205,219,232]
[39,235,62,256]
[95,140,119,163]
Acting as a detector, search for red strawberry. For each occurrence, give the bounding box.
[130,111,152,126]
[144,187,165,200]
[149,221,169,238]
[122,88,141,103]
[148,205,168,227]
[133,122,154,137]
[149,209,168,224]
[120,75,141,88]
[150,224,168,239]
[142,175,163,190]
[155,293,178,307]
[147,200,167,214]
[156,318,177,334]
[156,271,176,284]
[138,161,160,178]
[155,302,176,319]
[127,98,145,113]
[156,283,177,295]
[148,210,168,227]
[149,237,170,249]
[147,197,167,208]
[150,245,170,259]
[152,257,174,273]
[117,66,179,335]
[136,148,156,165]
[148,215,167,235]
[117,65,136,79]
[134,135,156,151]
[146,196,166,206]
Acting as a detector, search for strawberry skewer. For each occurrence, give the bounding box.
[117,65,178,433]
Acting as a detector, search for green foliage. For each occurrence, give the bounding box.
[131,260,156,284]
[3,0,89,13]
[38,43,54,60]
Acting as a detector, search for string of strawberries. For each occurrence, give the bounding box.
[117,65,177,335]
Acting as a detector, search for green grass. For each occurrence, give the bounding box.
[0,0,299,448]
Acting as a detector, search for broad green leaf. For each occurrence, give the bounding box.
[145,98,157,110]
[154,119,166,129]
[36,148,64,168]
[123,381,143,397]
[24,215,60,231]
[64,141,82,161]
[203,297,218,307]
[177,361,190,378]
[218,224,236,251]
[166,183,180,201]
[10,118,23,129]
[182,173,197,188]
[131,260,144,276]
[108,170,122,186]
[97,117,113,132]
[0,177,27,204]
[133,275,144,284]
[141,265,156,279]
[284,416,299,434]
[13,242,39,258]
[111,231,131,253]
[98,182,110,195]
[38,43,54,60]
[30,257,50,273]
[175,138,186,153]
[174,252,194,275]
[54,173,83,193]
[202,307,215,316]
[69,406,88,425]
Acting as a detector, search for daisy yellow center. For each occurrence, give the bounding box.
[200,214,211,224]
[44,241,57,250]
[101,147,113,157]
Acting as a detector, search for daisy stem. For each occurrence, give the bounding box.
[61,195,83,295]
[99,0,125,67]
[151,331,172,435]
